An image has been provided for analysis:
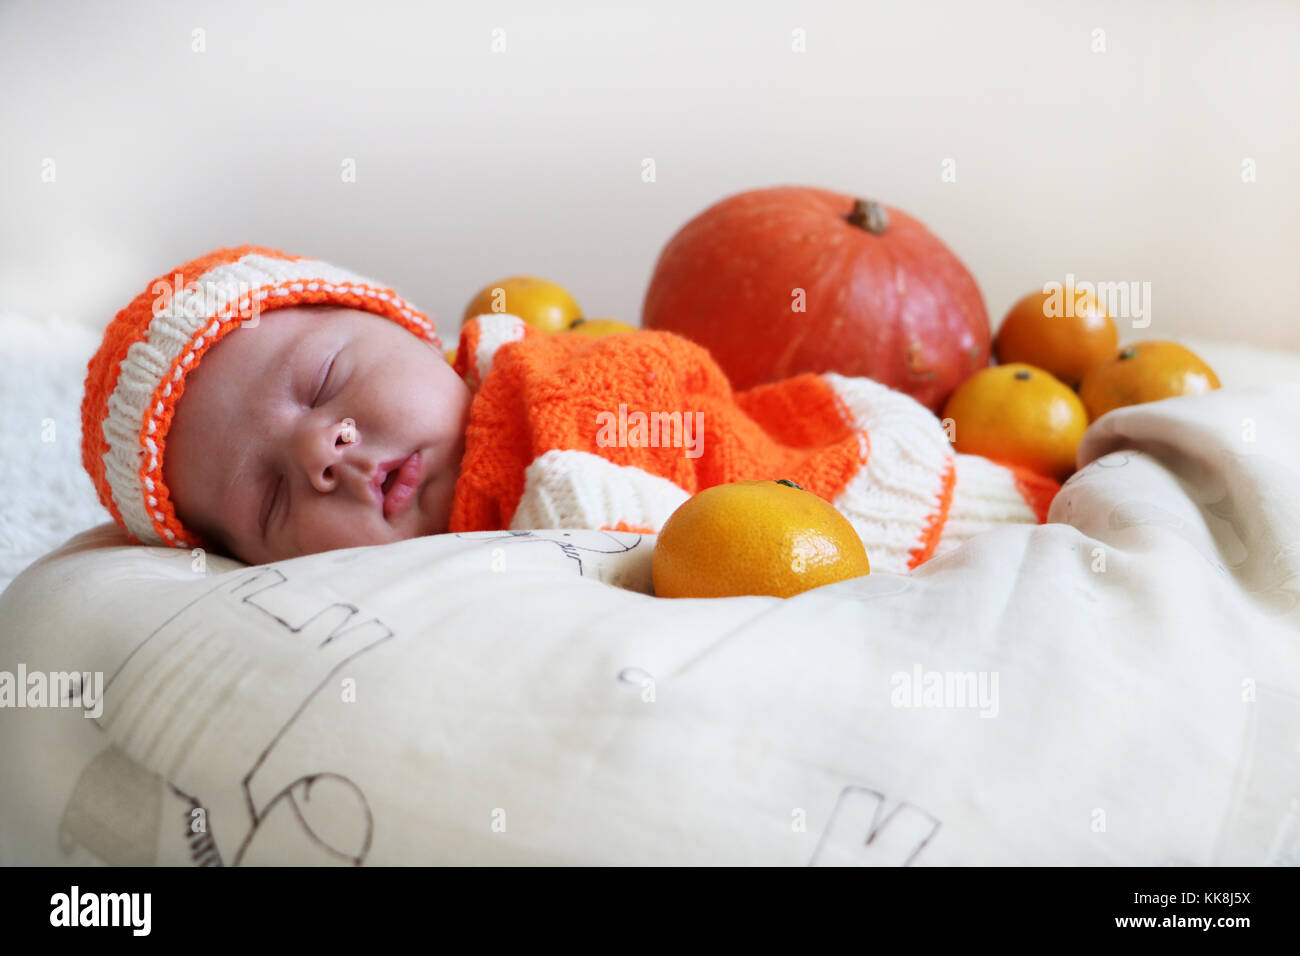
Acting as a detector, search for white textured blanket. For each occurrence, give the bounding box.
[1,376,1298,864]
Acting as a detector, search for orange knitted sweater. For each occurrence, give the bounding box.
[448,315,1058,573]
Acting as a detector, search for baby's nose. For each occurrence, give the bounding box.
[297,418,361,493]
[335,418,359,447]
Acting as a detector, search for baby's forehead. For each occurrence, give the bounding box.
[260,303,362,331]
[244,302,366,333]
[176,303,387,433]
[215,304,354,361]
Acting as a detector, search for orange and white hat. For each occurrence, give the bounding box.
[81,245,442,549]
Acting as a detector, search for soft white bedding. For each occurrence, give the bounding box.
[1,355,1298,863]
[3,311,1300,865]
[0,314,112,594]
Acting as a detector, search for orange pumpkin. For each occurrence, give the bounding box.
[641,185,991,412]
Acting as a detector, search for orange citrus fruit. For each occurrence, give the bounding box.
[462,276,582,333]
[652,479,869,599]
[941,363,1088,481]
[994,289,1118,387]
[1078,341,1220,420]
[567,317,637,337]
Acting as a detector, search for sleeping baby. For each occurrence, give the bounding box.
[81,246,1059,573]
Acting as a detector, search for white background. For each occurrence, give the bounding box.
[2,0,1297,350]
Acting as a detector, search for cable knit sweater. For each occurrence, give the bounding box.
[447,314,1059,573]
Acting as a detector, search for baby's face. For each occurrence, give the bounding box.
[163,305,470,564]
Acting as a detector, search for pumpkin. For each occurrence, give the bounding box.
[641,185,990,412]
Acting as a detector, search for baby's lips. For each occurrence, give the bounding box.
[382,451,423,520]
[371,455,408,500]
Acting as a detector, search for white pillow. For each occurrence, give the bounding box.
[3,306,1300,866]
[3,381,1300,870]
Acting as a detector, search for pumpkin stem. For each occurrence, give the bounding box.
[847,199,889,235]
[775,478,805,490]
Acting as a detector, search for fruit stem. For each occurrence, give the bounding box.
[775,478,805,490]
[847,199,889,235]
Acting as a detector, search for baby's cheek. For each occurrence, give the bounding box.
[420,468,458,535]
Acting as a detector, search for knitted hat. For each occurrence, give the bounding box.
[81,245,442,549]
